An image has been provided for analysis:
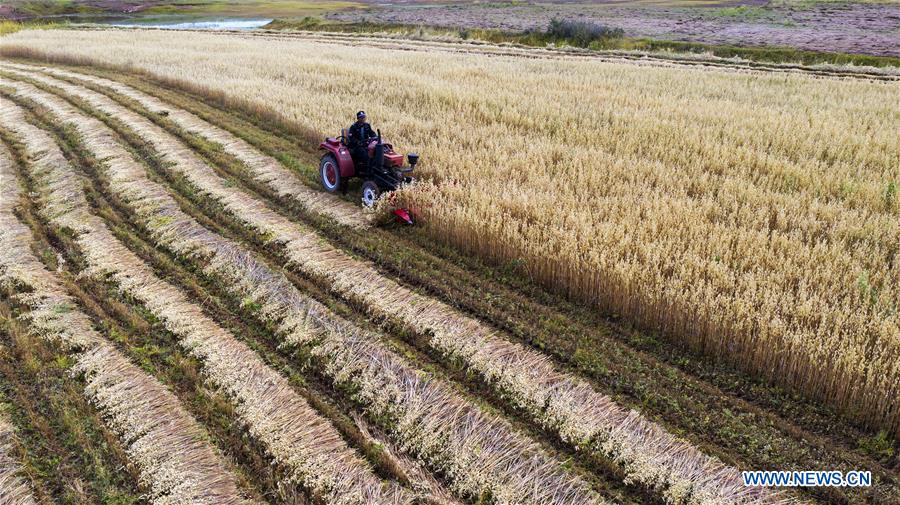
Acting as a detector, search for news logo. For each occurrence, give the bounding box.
[742,471,872,487]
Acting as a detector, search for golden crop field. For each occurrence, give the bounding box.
[7,28,895,435]
[0,26,897,505]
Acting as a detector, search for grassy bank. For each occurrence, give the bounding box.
[0,19,69,36]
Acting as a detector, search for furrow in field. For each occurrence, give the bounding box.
[350,413,463,505]
[0,73,607,505]
[0,65,796,505]
[0,80,410,505]
[0,414,35,505]
[3,63,369,229]
[0,108,254,505]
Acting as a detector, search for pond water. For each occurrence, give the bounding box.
[110,18,273,30]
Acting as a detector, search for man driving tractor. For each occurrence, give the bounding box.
[319,111,418,219]
[348,110,377,174]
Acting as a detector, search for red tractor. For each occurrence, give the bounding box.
[318,129,418,209]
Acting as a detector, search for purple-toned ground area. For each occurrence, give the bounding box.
[330,1,900,57]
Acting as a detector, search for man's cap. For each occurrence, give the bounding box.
[357,110,366,119]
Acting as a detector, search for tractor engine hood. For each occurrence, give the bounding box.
[384,152,404,167]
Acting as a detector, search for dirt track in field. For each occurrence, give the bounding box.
[0,58,897,504]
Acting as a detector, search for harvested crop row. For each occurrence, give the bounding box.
[0,108,255,505]
[0,65,790,505]
[0,412,35,505]
[1,74,606,505]
[0,80,409,505]
[3,63,369,229]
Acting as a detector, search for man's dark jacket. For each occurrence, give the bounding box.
[348,121,376,147]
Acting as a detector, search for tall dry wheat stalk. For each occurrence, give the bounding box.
[2,29,895,436]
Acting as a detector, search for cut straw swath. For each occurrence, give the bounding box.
[0,109,255,505]
[0,81,410,505]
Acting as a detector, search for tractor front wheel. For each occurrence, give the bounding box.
[361,180,381,208]
[320,154,342,193]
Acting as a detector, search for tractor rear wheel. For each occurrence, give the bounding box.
[320,154,342,193]
[361,180,381,208]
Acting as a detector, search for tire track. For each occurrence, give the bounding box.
[0,104,256,505]
[0,62,799,505]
